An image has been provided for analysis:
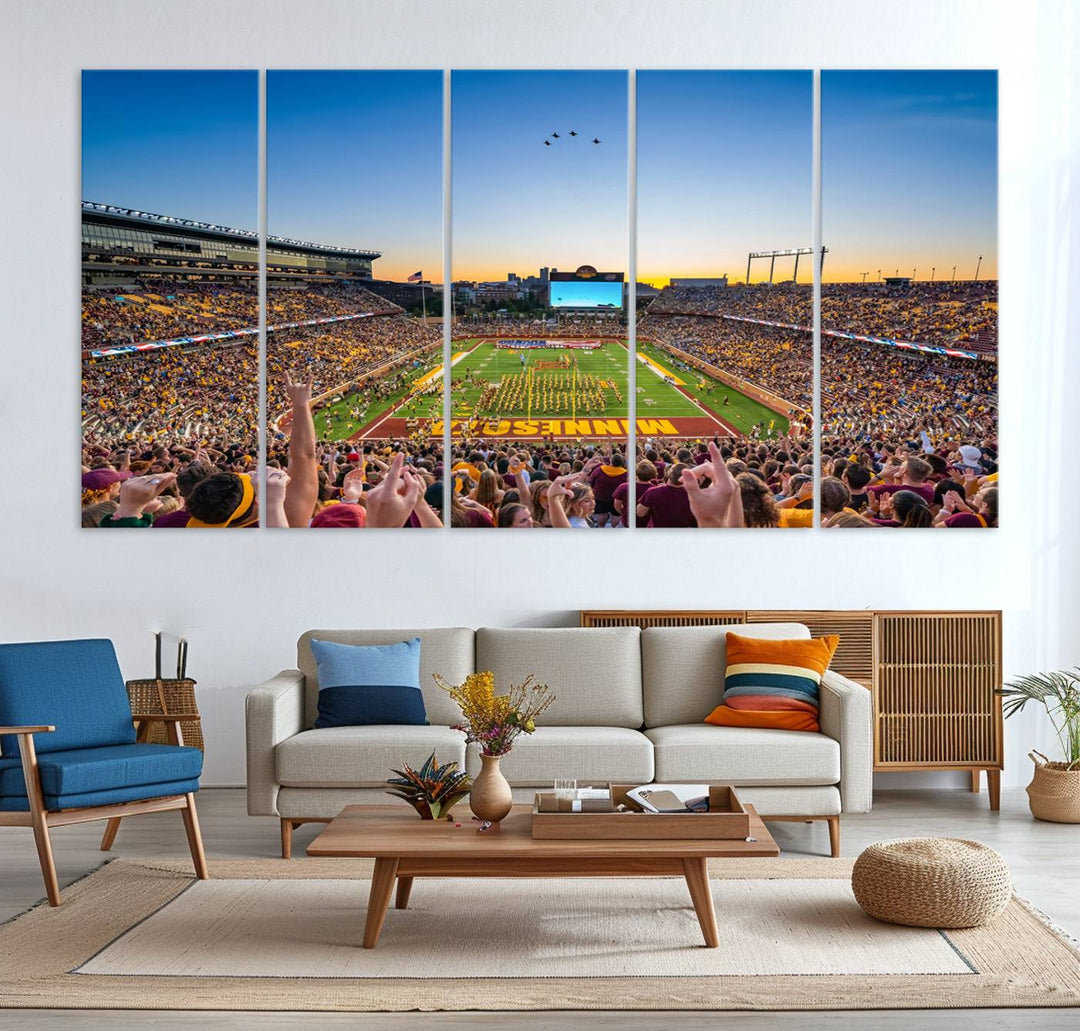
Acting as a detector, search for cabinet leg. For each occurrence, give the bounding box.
[986,769,1001,811]
[970,769,980,793]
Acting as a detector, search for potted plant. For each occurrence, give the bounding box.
[385,752,472,820]
[434,670,555,825]
[1000,668,1080,823]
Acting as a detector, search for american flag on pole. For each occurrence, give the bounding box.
[407,270,423,282]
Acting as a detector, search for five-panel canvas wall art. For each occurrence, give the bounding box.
[80,70,997,529]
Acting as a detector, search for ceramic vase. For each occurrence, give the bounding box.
[469,752,513,824]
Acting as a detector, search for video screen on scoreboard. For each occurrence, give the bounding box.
[548,269,624,309]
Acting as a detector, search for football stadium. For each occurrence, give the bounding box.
[81,204,998,530]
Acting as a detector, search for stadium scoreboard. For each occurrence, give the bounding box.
[549,265,624,310]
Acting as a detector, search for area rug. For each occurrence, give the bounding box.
[1,857,1078,1011]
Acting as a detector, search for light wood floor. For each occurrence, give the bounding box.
[1,787,1077,1030]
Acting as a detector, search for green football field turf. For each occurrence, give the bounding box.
[635,339,791,436]
[312,337,790,439]
[312,355,444,439]
[450,339,631,418]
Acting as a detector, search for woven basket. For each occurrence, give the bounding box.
[1027,750,1080,823]
[125,678,203,751]
[852,837,1012,928]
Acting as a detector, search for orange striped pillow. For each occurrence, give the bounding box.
[704,633,838,733]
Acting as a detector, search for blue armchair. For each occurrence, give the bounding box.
[0,639,208,905]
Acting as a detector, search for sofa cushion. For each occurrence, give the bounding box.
[466,726,654,787]
[645,724,840,785]
[705,633,839,734]
[641,623,811,728]
[0,639,136,757]
[0,743,202,800]
[475,627,643,728]
[298,629,473,730]
[0,777,202,813]
[276,725,467,789]
[310,637,427,729]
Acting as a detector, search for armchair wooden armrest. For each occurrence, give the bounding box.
[0,725,55,735]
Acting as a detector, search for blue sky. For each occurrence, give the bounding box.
[822,70,998,281]
[82,71,257,229]
[267,71,442,281]
[637,71,812,285]
[452,70,627,280]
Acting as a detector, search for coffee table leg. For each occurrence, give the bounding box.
[683,857,719,948]
[363,857,399,948]
[395,876,414,910]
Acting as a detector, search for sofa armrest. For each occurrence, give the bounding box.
[819,669,873,813]
[245,669,304,816]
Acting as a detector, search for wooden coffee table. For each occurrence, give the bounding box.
[307,803,779,949]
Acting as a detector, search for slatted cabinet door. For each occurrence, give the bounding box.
[873,612,1002,770]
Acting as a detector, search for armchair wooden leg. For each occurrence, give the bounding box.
[181,793,209,880]
[827,816,840,858]
[16,731,61,906]
[100,817,122,851]
[281,818,294,860]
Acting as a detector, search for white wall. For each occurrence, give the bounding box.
[1,0,1076,788]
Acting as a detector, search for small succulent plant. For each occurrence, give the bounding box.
[385,751,472,820]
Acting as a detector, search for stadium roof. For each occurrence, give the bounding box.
[82,202,381,260]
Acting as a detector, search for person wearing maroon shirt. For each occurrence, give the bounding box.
[588,453,627,528]
[866,455,936,505]
[614,459,658,527]
[638,464,697,528]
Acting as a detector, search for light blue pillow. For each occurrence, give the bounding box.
[310,638,428,728]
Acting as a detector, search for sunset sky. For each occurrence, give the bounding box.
[267,70,442,282]
[452,70,628,282]
[822,70,998,283]
[82,71,257,229]
[637,70,812,287]
[81,69,997,288]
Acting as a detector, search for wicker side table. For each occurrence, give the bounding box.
[852,837,1012,928]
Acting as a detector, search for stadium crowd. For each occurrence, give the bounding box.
[644,280,997,352]
[81,340,260,528]
[266,315,441,419]
[81,281,260,349]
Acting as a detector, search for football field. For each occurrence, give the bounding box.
[340,337,791,441]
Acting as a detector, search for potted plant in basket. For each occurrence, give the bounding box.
[1000,668,1080,823]
[434,670,555,824]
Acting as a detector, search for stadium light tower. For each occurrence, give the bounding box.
[861,271,869,283]
[952,265,957,282]
[746,247,819,284]
[931,266,936,282]
[877,269,882,281]
[975,255,983,282]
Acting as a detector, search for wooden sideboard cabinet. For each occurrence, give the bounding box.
[579,609,1004,809]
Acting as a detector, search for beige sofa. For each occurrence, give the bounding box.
[246,624,872,858]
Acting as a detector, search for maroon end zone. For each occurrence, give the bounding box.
[350,415,735,440]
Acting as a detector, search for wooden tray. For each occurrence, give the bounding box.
[531,784,751,840]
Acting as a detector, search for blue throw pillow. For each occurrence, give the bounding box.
[310,638,428,728]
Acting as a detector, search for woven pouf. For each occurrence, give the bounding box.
[852,837,1013,928]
